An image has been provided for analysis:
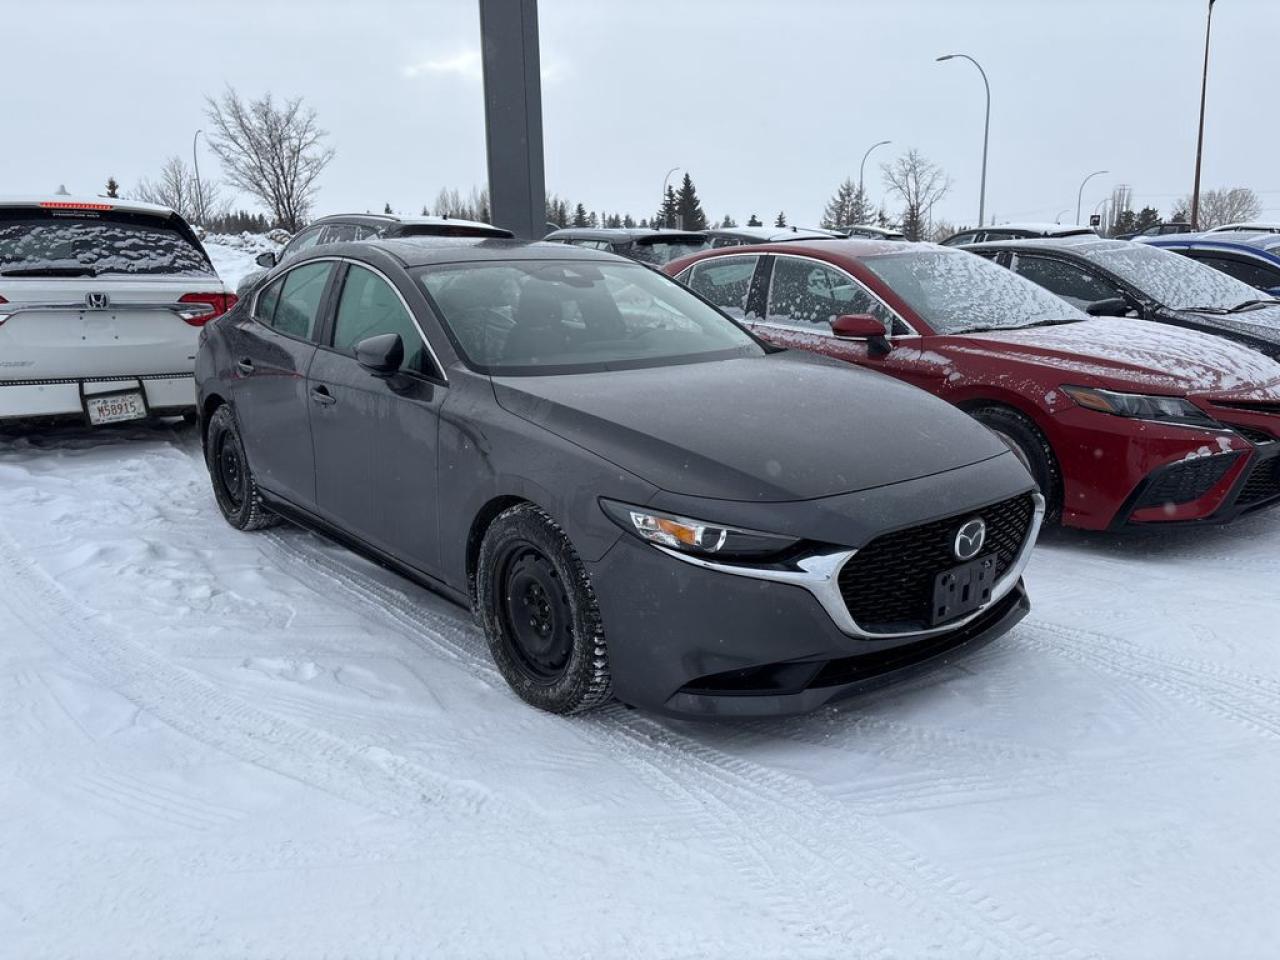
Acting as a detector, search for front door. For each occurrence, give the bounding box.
[309,263,447,576]
[229,260,335,509]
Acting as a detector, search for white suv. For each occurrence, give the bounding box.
[0,196,234,425]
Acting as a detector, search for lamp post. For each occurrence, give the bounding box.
[191,129,205,226]
[1190,0,1218,230]
[858,139,891,224]
[1075,169,1109,225]
[1054,208,1071,224]
[937,53,990,228]
[661,166,680,228]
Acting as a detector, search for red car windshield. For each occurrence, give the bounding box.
[862,249,1088,334]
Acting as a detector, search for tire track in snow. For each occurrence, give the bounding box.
[268,526,1097,960]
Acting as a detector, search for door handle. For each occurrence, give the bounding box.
[236,358,254,375]
[310,385,337,407]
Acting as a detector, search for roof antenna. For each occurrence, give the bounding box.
[55,184,70,196]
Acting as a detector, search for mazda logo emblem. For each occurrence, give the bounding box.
[953,518,987,561]
[85,292,110,310]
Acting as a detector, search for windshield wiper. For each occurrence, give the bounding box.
[0,265,100,278]
[1228,299,1278,313]
[1181,305,1231,314]
[960,318,1081,335]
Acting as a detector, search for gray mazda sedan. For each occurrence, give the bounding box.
[195,238,1043,718]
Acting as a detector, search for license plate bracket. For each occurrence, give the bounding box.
[84,389,148,426]
[930,553,997,626]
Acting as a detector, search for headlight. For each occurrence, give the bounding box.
[600,499,800,560]
[1061,385,1221,428]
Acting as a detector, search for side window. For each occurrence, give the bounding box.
[766,257,894,331]
[280,225,325,261]
[1190,254,1280,291]
[320,222,359,244]
[267,262,332,340]
[711,237,743,248]
[332,265,430,375]
[942,232,975,246]
[1013,255,1122,308]
[982,231,1016,242]
[353,225,381,241]
[254,275,284,325]
[686,255,759,319]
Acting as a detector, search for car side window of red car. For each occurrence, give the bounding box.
[686,255,760,320]
[765,256,896,333]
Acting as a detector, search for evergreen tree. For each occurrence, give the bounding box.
[623,214,636,228]
[588,210,600,228]
[901,204,925,241]
[572,203,590,227]
[746,213,762,227]
[421,205,430,216]
[384,202,393,214]
[719,214,737,228]
[654,186,679,229]
[821,178,857,230]
[674,173,708,231]
[1109,208,1138,237]
[849,185,874,226]
[639,218,650,228]
[1169,201,1190,223]
[774,211,787,227]
[104,177,120,199]
[1134,206,1161,232]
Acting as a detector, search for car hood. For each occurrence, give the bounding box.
[949,319,1280,400]
[492,351,1010,502]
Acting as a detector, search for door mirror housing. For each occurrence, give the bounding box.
[831,314,892,356]
[354,333,404,377]
[1085,297,1129,317]
[254,251,278,269]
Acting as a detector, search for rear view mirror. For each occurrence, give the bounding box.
[1086,297,1129,317]
[354,333,404,376]
[831,314,892,357]
[254,251,278,269]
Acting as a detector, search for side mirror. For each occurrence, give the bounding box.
[1086,297,1129,317]
[354,333,404,377]
[831,314,892,357]
[254,251,278,269]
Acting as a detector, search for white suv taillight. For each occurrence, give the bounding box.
[177,292,237,326]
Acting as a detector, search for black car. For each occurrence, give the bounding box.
[940,223,1096,246]
[1114,221,1193,241]
[542,227,706,265]
[195,238,1042,718]
[703,226,840,247]
[968,236,1280,361]
[236,213,513,295]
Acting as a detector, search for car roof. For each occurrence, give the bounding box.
[841,224,906,237]
[981,222,1096,235]
[1205,222,1280,233]
[313,212,507,232]
[685,238,935,260]
[965,235,1123,254]
[703,226,838,242]
[330,236,630,267]
[1144,236,1280,263]
[543,227,705,243]
[0,195,178,217]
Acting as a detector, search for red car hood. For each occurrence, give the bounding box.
[945,319,1280,401]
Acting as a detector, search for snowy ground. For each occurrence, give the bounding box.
[2,245,1279,958]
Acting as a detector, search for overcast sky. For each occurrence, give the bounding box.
[6,0,1278,230]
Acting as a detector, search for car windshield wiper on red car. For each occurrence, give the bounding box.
[0,265,100,277]
[961,317,1083,335]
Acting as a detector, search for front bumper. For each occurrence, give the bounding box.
[587,531,1032,718]
[0,374,195,422]
[1117,437,1280,527]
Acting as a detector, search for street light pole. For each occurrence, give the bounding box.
[858,139,891,225]
[1190,0,1217,231]
[191,129,205,226]
[937,53,990,228]
[1075,169,1109,225]
[1054,209,1070,224]
[661,166,680,228]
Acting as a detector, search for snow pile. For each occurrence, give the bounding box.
[203,233,284,291]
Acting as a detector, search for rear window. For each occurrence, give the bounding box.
[631,238,708,265]
[0,208,214,277]
[394,224,514,239]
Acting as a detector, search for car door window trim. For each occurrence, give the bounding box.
[755,253,916,337]
[249,258,340,346]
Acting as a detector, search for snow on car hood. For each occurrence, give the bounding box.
[952,319,1280,399]
[492,351,1009,502]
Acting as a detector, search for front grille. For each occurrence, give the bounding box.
[1234,425,1277,446]
[837,493,1035,632]
[1237,457,1280,506]
[1133,454,1241,510]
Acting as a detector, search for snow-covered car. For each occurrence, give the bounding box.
[0,197,235,425]
[1203,222,1280,235]
[940,223,1096,246]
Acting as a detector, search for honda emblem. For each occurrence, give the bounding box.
[85,292,111,310]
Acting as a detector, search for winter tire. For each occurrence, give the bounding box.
[204,404,280,531]
[971,405,1062,523]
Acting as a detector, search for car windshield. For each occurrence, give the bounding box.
[0,209,213,277]
[630,240,708,265]
[1080,242,1262,311]
[861,249,1089,334]
[416,259,762,374]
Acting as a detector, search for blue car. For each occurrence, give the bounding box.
[1144,235,1280,297]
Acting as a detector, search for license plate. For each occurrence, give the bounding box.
[85,391,147,425]
[930,553,997,626]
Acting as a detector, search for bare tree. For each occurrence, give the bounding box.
[433,186,490,222]
[1181,187,1262,229]
[133,156,228,223]
[203,87,334,231]
[881,149,950,241]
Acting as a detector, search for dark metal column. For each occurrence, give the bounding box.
[479,0,546,240]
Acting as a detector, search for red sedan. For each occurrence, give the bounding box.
[665,240,1280,530]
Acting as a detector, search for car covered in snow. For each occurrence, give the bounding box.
[666,240,1280,529]
[541,227,707,265]
[703,225,841,247]
[967,236,1280,362]
[196,237,1045,717]
[939,222,1096,246]
[0,196,235,425]
[1141,235,1280,296]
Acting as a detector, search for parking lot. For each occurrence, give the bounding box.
[3,381,1279,957]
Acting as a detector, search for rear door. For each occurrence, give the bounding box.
[228,259,336,509]
[308,262,447,574]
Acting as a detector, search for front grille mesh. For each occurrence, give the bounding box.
[837,493,1035,632]
[1134,454,1241,510]
[1234,425,1277,446]
[1238,457,1280,506]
